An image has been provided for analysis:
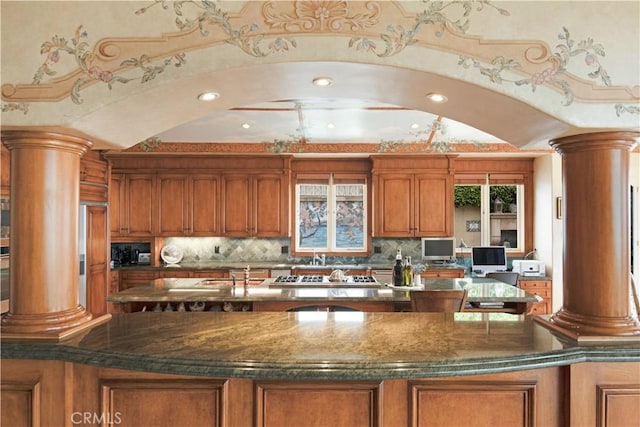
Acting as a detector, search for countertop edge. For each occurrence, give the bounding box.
[2,342,639,381]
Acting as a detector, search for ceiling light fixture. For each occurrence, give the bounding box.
[197,92,220,101]
[327,123,335,129]
[242,123,251,129]
[426,93,448,103]
[312,77,333,87]
[411,123,420,129]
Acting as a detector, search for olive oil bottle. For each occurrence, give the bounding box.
[403,256,413,286]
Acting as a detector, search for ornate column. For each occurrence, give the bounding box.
[543,131,640,341]
[1,130,104,338]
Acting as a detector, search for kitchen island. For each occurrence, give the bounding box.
[107,277,541,314]
[2,311,639,426]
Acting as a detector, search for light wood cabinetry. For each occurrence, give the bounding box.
[518,278,552,314]
[111,173,155,237]
[421,268,465,279]
[372,156,454,237]
[86,205,110,316]
[222,173,287,237]
[156,174,220,236]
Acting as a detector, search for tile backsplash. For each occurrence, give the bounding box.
[164,237,427,266]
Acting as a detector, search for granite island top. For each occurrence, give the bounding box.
[2,312,639,381]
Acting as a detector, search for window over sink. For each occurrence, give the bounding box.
[295,174,367,254]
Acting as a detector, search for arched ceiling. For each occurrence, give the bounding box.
[1,1,638,154]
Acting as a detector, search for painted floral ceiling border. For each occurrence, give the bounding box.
[2,0,639,128]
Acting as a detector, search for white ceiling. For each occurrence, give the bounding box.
[155,98,506,146]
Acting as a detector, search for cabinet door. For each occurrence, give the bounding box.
[414,174,452,236]
[124,174,155,236]
[191,175,220,235]
[375,174,414,237]
[156,174,190,235]
[253,174,286,236]
[221,175,251,236]
[110,173,124,235]
[86,205,109,316]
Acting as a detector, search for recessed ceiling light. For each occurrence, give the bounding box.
[426,93,447,103]
[312,77,333,87]
[327,123,335,129]
[242,123,251,129]
[411,123,420,129]
[197,92,220,101]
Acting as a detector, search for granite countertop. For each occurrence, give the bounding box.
[113,262,468,272]
[107,277,541,304]
[2,312,639,381]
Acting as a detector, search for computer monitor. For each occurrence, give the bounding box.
[421,237,456,263]
[471,246,508,276]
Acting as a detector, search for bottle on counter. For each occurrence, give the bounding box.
[393,258,404,286]
[403,256,413,287]
[396,248,402,261]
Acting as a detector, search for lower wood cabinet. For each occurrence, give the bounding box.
[420,268,465,279]
[518,278,552,314]
[6,359,637,426]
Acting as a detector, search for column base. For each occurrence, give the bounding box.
[1,306,109,340]
[535,309,640,343]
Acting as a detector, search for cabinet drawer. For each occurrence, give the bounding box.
[521,287,550,299]
[158,271,191,278]
[421,269,465,278]
[519,280,550,289]
[528,303,550,315]
[120,271,157,280]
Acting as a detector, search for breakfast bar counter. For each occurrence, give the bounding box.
[107,277,542,314]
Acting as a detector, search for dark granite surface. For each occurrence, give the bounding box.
[2,312,639,380]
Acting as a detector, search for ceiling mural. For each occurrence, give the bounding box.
[1,1,638,152]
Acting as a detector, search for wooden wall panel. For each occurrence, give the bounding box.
[101,380,223,427]
[411,382,535,427]
[570,362,640,427]
[255,381,379,427]
[1,359,67,427]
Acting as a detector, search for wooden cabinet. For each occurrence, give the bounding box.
[86,205,110,316]
[518,278,552,314]
[421,268,465,279]
[111,174,155,237]
[222,173,287,237]
[372,156,454,237]
[156,174,220,236]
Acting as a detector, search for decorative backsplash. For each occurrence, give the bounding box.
[163,236,425,266]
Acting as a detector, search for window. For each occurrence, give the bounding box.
[295,174,367,253]
[453,173,525,253]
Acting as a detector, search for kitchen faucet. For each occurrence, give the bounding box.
[312,250,326,266]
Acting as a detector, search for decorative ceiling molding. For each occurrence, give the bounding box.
[1,0,638,110]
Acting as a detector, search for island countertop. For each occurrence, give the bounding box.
[107,277,541,306]
[2,311,639,381]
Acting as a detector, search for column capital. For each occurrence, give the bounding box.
[2,129,92,156]
[550,131,639,154]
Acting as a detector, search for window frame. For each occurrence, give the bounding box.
[293,173,369,256]
[454,172,529,255]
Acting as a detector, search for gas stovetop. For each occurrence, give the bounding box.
[270,275,381,288]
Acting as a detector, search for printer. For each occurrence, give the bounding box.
[512,260,546,277]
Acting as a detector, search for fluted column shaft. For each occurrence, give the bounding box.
[548,131,640,340]
[1,130,93,335]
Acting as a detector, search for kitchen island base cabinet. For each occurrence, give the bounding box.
[11,359,639,426]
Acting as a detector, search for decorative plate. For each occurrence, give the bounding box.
[160,244,184,264]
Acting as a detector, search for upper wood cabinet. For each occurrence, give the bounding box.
[372,156,454,237]
[110,173,155,237]
[221,173,287,237]
[156,174,220,236]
